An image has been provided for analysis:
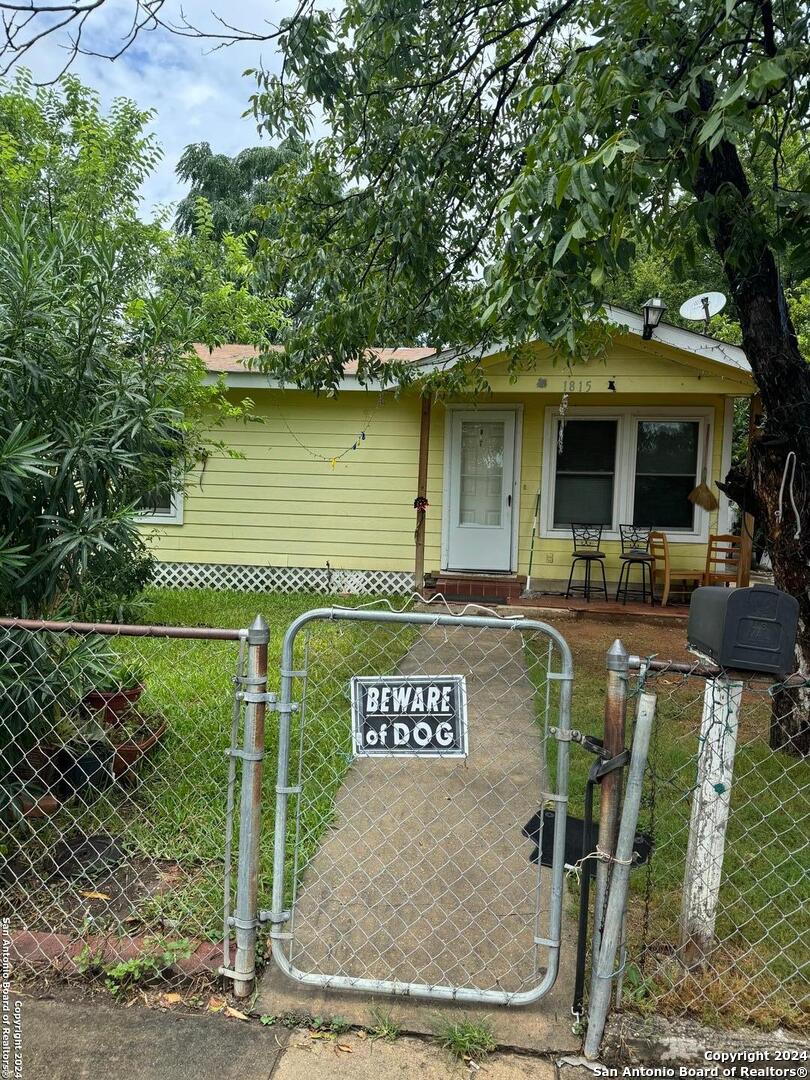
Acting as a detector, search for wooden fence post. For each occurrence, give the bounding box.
[680,675,743,968]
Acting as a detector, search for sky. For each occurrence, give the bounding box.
[21,0,301,217]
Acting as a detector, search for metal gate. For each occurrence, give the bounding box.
[265,607,573,1005]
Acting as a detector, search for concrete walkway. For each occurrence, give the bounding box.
[259,626,577,1053]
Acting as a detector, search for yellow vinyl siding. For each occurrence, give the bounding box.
[141,336,753,581]
[431,391,731,583]
[143,390,423,571]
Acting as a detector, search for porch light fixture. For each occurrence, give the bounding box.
[642,297,667,339]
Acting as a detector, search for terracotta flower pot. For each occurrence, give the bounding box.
[82,685,144,725]
[111,719,167,779]
[21,793,63,819]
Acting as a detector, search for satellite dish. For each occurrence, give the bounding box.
[679,291,727,329]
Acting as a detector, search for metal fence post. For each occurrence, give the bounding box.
[232,614,270,998]
[589,639,628,1001]
[680,675,743,968]
[584,689,657,1061]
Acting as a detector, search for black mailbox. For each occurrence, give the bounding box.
[687,584,799,678]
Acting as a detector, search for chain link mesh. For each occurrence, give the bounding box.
[1,622,245,984]
[273,616,570,998]
[626,661,809,1031]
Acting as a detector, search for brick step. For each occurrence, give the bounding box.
[424,572,527,604]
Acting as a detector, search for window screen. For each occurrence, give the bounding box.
[553,419,617,527]
[633,420,699,529]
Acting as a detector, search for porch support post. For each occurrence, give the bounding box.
[414,394,432,593]
[737,394,762,587]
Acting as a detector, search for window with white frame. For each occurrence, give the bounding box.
[633,420,699,530]
[543,408,710,541]
[136,486,184,525]
[553,419,618,528]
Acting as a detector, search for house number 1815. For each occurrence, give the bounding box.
[563,379,592,392]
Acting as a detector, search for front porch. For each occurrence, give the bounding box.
[422,569,692,617]
[412,334,758,608]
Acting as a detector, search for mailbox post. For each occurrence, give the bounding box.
[680,674,743,967]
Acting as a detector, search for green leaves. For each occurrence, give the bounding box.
[749,58,788,93]
[0,76,282,617]
[553,230,573,265]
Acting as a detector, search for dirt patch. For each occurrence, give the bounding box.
[8,848,204,934]
[534,615,694,670]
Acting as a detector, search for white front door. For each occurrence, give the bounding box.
[446,410,517,572]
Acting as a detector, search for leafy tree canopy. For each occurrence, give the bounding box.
[0,74,286,617]
[174,137,305,244]
[243,0,808,393]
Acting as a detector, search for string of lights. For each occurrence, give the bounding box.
[274,396,384,468]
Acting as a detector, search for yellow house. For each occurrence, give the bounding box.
[138,306,755,603]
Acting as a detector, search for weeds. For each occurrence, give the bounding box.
[102,938,191,996]
[311,1015,351,1035]
[369,1007,400,1041]
[434,1016,496,1062]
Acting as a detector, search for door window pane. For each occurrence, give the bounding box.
[633,421,699,528]
[459,421,504,526]
[553,420,617,527]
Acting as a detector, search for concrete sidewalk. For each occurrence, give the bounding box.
[12,992,561,1080]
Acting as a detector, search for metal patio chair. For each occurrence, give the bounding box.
[615,524,655,604]
[565,523,608,602]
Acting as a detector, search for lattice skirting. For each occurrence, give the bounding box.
[151,561,415,595]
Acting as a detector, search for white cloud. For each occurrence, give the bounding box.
[18,0,300,219]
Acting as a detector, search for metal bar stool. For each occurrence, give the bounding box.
[566,523,608,602]
[615,524,655,604]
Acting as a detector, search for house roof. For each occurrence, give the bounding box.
[197,305,751,389]
[194,343,436,375]
[412,305,751,377]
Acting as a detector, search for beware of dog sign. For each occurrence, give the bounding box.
[350,675,468,757]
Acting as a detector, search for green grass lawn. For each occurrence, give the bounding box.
[527,619,809,1032]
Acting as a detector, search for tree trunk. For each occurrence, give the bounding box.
[694,138,810,756]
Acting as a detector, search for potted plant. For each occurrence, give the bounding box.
[106,708,168,780]
[82,658,146,725]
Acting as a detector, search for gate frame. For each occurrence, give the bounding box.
[265,605,574,1006]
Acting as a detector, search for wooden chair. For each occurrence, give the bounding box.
[649,532,704,607]
[704,533,742,587]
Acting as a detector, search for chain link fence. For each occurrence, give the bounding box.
[1,617,246,987]
[5,604,808,1037]
[623,660,809,1032]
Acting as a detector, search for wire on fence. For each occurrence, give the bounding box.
[269,613,570,1002]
